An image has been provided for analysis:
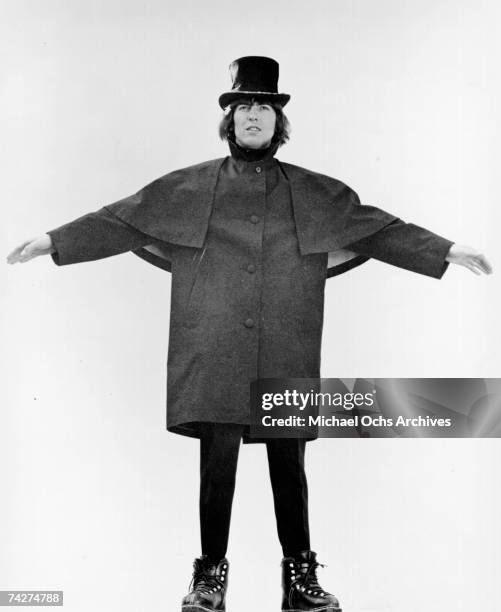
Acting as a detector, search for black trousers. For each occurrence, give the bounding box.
[199,423,310,561]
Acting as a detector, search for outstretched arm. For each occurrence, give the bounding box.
[7,207,153,266]
[347,219,492,278]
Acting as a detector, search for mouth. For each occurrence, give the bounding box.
[246,126,261,132]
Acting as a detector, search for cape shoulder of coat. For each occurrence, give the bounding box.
[103,157,399,277]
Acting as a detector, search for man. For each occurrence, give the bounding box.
[7,56,492,612]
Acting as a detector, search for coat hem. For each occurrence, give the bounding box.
[167,421,318,444]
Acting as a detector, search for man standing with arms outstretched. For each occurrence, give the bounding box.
[7,56,492,612]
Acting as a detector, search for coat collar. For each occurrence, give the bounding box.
[227,137,280,163]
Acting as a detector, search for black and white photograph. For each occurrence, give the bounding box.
[3,2,501,611]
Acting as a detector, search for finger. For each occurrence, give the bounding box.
[472,264,486,275]
[475,263,490,275]
[475,254,493,274]
[6,240,33,264]
[469,258,490,275]
[466,258,485,274]
[462,255,489,275]
[19,246,36,263]
[6,251,21,264]
[463,262,481,275]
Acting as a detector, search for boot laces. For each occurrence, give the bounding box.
[289,560,331,604]
[188,561,224,596]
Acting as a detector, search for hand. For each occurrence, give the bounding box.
[445,244,493,275]
[6,234,55,264]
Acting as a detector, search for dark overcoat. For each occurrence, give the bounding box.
[47,146,453,442]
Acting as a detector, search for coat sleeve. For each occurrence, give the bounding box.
[46,207,155,266]
[346,218,454,279]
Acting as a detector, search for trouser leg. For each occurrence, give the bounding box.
[266,437,310,557]
[199,423,244,562]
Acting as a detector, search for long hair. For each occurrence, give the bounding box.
[218,99,291,147]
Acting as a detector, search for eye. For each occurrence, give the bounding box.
[260,105,271,111]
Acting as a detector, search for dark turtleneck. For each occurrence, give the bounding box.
[227,137,280,162]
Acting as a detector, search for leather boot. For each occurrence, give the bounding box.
[181,555,228,612]
[281,550,342,611]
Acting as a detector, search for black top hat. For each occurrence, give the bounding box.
[218,56,290,109]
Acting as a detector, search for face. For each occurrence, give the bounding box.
[233,101,277,149]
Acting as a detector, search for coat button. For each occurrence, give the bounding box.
[246,264,256,273]
[255,166,262,173]
[244,318,255,328]
[250,214,260,224]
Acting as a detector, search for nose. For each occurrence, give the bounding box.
[248,105,258,120]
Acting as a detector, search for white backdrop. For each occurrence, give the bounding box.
[2,1,500,611]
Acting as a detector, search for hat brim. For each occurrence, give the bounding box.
[218,91,290,109]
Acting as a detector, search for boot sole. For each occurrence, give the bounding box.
[282,608,342,612]
[182,606,224,612]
